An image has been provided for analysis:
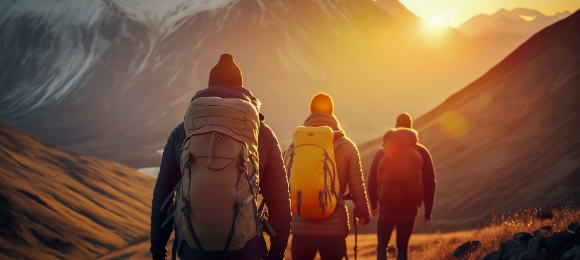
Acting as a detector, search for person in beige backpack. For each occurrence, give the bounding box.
[150,53,291,260]
[286,93,371,260]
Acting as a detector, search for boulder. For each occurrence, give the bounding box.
[545,230,577,258]
[527,235,545,254]
[516,251,534,260]
[453,240,482,258]
[513,232,533,245]
[513,232,533,250]
[499,240,526,260]
[568,222,579,232]
[560,245,580,260]
[482,250,500,260]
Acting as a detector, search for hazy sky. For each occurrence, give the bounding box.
[399,0,580,27]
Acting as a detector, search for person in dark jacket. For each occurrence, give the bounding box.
[367,113,437,260]
[289,93,371,260]
[149,53,292,260]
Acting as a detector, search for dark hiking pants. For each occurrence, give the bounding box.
[178,235,267,260]
[376,213,416,260]
[292,235,347,260]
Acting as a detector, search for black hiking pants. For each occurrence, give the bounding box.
[376,213,416,260]
[291,235,347,260]
[177,235,267,260]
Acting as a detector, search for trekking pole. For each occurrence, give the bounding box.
[353,207,358,260]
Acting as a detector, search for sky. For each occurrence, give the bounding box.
[399,0,580,27]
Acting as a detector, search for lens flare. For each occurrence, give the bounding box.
[438,110,469,138]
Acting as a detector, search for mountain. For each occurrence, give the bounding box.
[455,8,573,80]
[0,123,155,259]
[359,10,580,232]
[458,8,571,38]
[372,0,421,22]
[0,0,500,169]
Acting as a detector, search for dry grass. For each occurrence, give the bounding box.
[98,206,579,259]
[409,206,580,260]
[0,123,156,259]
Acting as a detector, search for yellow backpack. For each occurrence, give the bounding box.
[284,126,345,219]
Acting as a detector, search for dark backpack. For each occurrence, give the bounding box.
[377,128,424,207]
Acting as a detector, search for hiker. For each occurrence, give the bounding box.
[149,53,292,260]
[285,93,371,260]
[368,113,437,260]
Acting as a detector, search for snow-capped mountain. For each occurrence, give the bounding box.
[0,0,501,168]
[458,8,572,38]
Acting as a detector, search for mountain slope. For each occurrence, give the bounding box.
[360,10,580,232]
[0,123,155,259]
[1,0,489,169]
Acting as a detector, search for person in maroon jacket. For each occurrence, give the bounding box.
[367,113,437,260]
[149,54,291,260]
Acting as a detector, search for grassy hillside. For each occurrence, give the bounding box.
[0,123,156,259]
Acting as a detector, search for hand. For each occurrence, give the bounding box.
[356,216,371,226]
[424,218,432,228]
[371,208,378,217]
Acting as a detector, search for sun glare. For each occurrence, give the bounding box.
[425,10,454,29]
[431,16,450,27]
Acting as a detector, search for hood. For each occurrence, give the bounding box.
[303,112,344,135]
[190,85,264,120]
[384,127,418,147]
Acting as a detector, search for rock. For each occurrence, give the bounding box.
[513,232,533,250]
[513,232,533,244]
[453,240,482,258]
[568,222,579,232]
[545,230,577,258]
[533,229,542,237]
[482,250,500,260]
[527,235,545,254]
[560,245,580,260]
[554,230,576,253]
[516,251,534,260]
[499,240,526,260]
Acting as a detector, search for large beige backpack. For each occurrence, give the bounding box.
[161,97,264,253]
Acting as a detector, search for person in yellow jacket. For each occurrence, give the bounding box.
[286,92,371,260]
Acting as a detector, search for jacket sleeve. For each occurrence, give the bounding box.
[345,141,371,218]
[150,126,182,260]
[259,124,291,260]
[418,145,436,220]
[367,149,383,210]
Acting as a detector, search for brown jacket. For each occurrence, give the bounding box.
[287,113,370,237]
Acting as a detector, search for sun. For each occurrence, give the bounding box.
[426,10,454,28]
[430,16,450,27]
